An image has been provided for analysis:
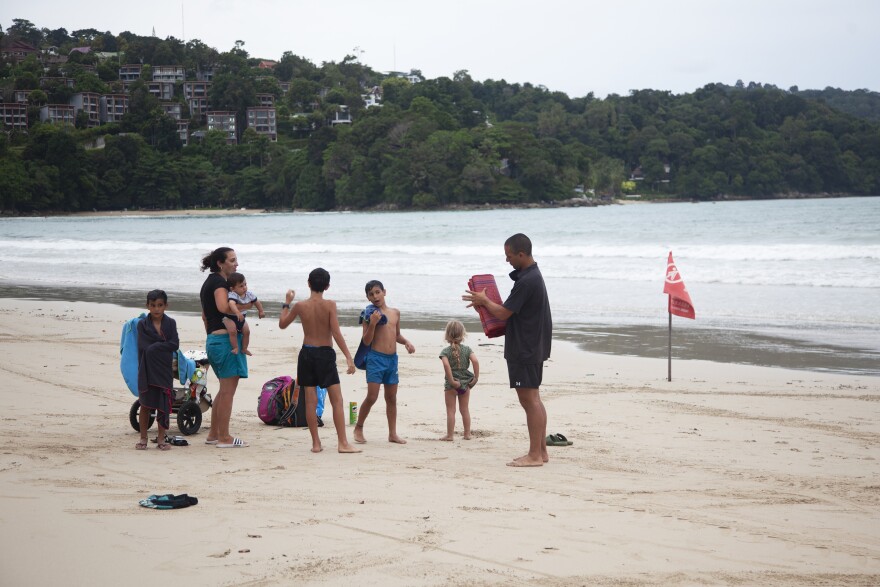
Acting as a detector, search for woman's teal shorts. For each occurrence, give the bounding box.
[206,333,248,379]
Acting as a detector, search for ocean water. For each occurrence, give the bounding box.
[1,197,878,374]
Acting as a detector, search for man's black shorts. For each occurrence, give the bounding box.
[297,346,340,388]
[507,361,543,389]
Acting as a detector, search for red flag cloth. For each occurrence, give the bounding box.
[663,252,695,319]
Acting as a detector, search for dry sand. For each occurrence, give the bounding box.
[0,298,878,586]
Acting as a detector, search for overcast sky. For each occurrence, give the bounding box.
[7,0,879,97]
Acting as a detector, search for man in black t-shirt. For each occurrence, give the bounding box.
[464,233,552,467]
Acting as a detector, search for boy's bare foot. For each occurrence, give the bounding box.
[353,425,366,444]
[135,439,148,450]
[463,433,472,440]
[439,435,453,441]
[507,458,542,467]
[244,349,253,356]
[311,443,323,453]
[231,348,239,355]
[388,435,407,444]
[338,442,362,453]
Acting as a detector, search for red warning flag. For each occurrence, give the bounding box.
[663,252,695,319]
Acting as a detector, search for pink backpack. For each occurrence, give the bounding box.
[257,376,295,425]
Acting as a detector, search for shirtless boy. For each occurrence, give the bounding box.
[353,280,416,444]
[278,267,360,454]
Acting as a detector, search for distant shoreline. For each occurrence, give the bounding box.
[0,192,868,218]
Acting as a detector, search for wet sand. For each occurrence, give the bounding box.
[2,283,876,376]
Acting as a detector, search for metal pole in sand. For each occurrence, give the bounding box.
[667,309,672,382]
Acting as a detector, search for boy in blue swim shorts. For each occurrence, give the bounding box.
[353,280,415,445]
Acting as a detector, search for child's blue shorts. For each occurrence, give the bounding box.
[366,349,398,385]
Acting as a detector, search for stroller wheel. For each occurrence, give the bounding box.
[129,400,155,432]
[177,401,202,435]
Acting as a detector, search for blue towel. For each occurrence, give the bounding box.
[177,350,196,386]
[316,386,327,418]
[359,304,387,326]
[354,340,370,370]
[120,314,146,397]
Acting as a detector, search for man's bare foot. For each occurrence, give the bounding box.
[439,435,453,441]
[388,435,407,444]
[338,442,362,453]
[514,453,549,464]
[244,349,253,356]
[507,458,543,467]
[353,425,366,444]
[463,433,472,440]
[311,443,323,453]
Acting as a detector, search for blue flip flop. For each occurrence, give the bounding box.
[139,494,199,509]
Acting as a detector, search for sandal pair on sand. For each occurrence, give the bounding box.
[136,439,171,450]
[205,437,249,448]
[136,435,189,450]
[547,433,573,446]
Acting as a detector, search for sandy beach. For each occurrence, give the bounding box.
[1,298,878,585]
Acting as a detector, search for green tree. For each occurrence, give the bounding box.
[589,156,625,196]
[274,51,319,82]
[0,156,31,212]
[8,19,42,46]
[210,72,256,136]
[44,27,72,47]
[264,147,306,208]
[294,163,331,210]
[228,166,267,208]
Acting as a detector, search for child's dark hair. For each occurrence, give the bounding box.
[146,289,168,303]
[227,272,246,288]
[200,247,233,273]
[309,267,330,292]
[365,279,384,294]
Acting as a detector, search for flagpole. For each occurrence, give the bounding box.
[664,252,694,383]
[667,307,672,382]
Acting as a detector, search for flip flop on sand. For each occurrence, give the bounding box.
[135,439,148,450]
[555,433,573,446]
[139,494,199,509]
[546,434,570,447]
[205,439,218,445]
[216,438,249,448]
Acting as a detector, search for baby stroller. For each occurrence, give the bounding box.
[120,315,212,435]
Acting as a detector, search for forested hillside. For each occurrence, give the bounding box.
[1,19,878,213]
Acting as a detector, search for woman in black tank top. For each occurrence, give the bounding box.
[199,247,249,448]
